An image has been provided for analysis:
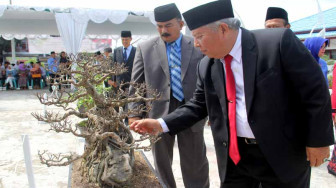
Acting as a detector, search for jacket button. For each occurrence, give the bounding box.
[168,84,170,87]
[250,120,255,124]
[223,141,227,147]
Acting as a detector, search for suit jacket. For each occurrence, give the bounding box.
[163,28,335,183]
[113,46,136,87]
[129,35,205,132]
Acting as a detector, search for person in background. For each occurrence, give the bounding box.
[329,61,336,177]
[131,0,334,187]
[18,61,28,90]
[94,51,102,65]
[13,61,20,74]
[47,51,60,92]
[103,47,113,88]
[264,7,290,29]
[5,65,16,89]
[103,47,113,60]
[110,30,136,125]
[128,3,209,188]
[304,37,329,86]
[59,51,69,65]
[30,63,42,89]
[0,62,6,86]
[37,61,46,87]
[111,31,136,89]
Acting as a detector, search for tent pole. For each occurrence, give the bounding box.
[11,39,16,64]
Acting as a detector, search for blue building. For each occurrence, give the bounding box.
[291,7,336,59]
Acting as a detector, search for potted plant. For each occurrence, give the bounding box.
[32,53,162,187]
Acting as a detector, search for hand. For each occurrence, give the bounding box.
[130,118,163,135]
[128,117,141,125]
[108,80,117,87]
[306,146,330,167]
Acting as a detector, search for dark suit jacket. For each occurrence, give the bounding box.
[163,28,335,183]
[129,35,205,132]
[113,46,136,88]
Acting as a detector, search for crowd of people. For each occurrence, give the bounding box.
[0,51,72,91]
[0,60,47,90]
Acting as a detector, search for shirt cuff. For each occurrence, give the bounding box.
[157,118,169,133]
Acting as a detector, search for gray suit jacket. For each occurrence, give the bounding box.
[129,35,205,132]
[113,46,136,88]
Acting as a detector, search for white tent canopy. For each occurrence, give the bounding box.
[0,5,157,39]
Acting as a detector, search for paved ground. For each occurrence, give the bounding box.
[0,89,335,188]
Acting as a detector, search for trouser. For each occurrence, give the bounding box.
[222,138,311,188]
[33,78,41,88]
[5,77,15,88]
[49,74,60,91]
[152,96,209,188]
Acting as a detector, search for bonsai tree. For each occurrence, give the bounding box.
[32,53,159,187]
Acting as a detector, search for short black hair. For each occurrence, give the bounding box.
[50,51,55,55]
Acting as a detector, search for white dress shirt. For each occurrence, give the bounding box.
[159,28,255,138]
[123,45,133,60]
[220,28,254,138]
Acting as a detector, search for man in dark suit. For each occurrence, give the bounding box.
[264,7,291,29]
[110,31,136,90]
[130,1,334,188]
[128,3,209,188]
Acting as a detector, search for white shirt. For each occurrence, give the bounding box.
[220,28,254,138]
[123,45,133,60]
[159,28,254,138]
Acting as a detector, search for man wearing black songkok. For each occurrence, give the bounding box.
[265,7,291,28]
[111,30,136,91]
[128,3,209,188]
[130,0,334,187]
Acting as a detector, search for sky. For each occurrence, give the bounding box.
[1,0,336,29]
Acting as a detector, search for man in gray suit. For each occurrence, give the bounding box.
[128,3,209,188]
[264,7,291,29]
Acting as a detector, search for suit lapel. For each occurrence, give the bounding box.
[127,46,136,64]
[118,47,123,62]
[211,59,227,114]
[154,38,170,79]
[241,28,257,116]
[181,36,192,81]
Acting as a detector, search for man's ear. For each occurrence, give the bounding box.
[219,23,229,34]
[179,20,185,28]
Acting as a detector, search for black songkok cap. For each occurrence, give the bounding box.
[154,3,181,22]
[265,7,288,22]
[95,51,101,56]
[182,0,234,31]
[121,30,132,37]
[104,47,112,53]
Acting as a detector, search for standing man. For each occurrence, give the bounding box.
[103,47,113,88]
[111,31,136,125]
[47,51,59,92]
[110,30,136,91]
[128,3,209,188]
[131,0,334,188]
[103,47,113,59]
[265,7,290,29]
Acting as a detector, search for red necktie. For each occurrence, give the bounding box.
[224,55,241,165]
